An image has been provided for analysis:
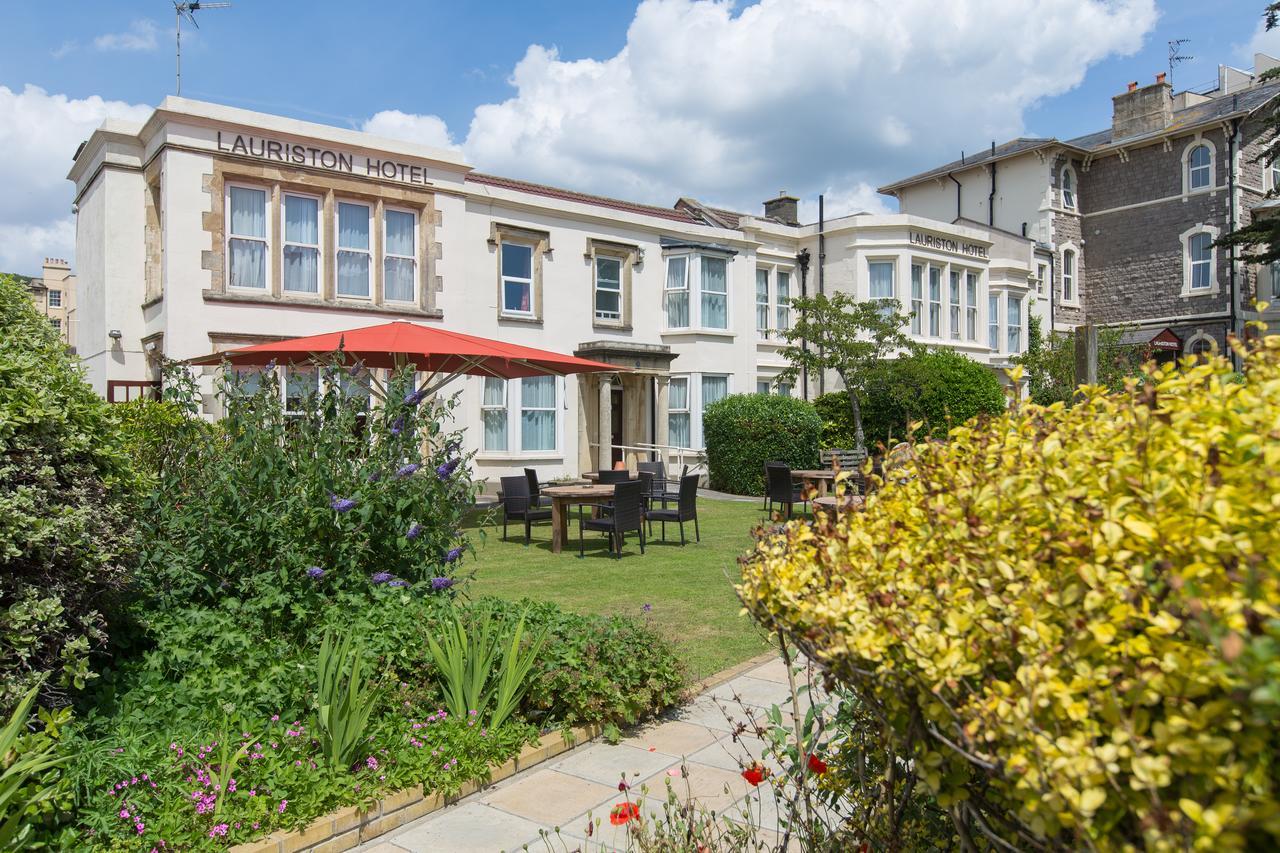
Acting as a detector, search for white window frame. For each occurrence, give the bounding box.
[593,254,624,322]
[477,376,562,457]
[696,373,731,450]
[776,268,791,332]
[699,255,730,331]
[928,265,942,337]
[1182,138,1216,195]
[910,263,923,335]
[965,271,979,341]
[668,376,691,449]
[1269,260,1280,302]
[868,258,896,320]
[519,376,558,453]
[1269,158,1280,194]
[1060,164,1078,210]
[284,366,320,416]
[383,206,418,303]
[948,269,962,340]
[1061,245,1079,306]
[664,254,691,330]
[282,191,323,296]
[47,289,62,308]
[988,293,1001,353]
[499,240,536,317]
[755,268,770,337]
[480,377,508,453]
[50,317,62,331]
[1006,293,1023,354]
[1181,224,1220,296]
[1185,331,1218,357]
[335,198,372,300]
[225,182,270,292]
[1036,262,1048,295]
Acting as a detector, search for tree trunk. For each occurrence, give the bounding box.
[845,377,866,458]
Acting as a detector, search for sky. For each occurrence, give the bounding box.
[2,0,1279,276]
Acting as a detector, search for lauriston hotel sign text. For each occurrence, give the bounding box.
[216,132,435,186]
[909,231,989,259]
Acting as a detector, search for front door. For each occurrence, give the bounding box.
[611,386,624,466]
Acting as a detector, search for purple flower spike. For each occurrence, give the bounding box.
[306,566,325,579]
[390,415,405,436]
[444,546,463,563]
[329,493,357,513]
[406,523,424,540]
[371,572,394,585]
[642,603,652,613]
[435,458,460,480]
[388,579,408,588]
[430,577,455,592]
[404,387,428,406]
[367,470,382,483]
[396,463,421,478]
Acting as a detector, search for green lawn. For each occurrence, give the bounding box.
[463,496,774,681]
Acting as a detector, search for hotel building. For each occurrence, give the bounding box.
[69,98,1042,481]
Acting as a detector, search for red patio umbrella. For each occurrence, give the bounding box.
[187,320,621,395]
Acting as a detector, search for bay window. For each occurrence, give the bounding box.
[665,256,690,328]
[594,256,623,321]
[910,263,923,334]
[481,377,507,452]
[501,242,534,315]
[776,270,791,331]
[700,257,728,329]
[336,201,371,298]
[700,374,729,448]
[869,261,895,319]
[384,208,417,302]
[282,194,320,294]
[949,270,961,339]
[478,376,559,454]
[965,272,978,341]
[756,269,770,335]
[988,294,1000,351]
[668,377,690,448]
[928,266,942,337]
[228,185,268,290]
[1006,294,1022,353]
[520,376,556,451]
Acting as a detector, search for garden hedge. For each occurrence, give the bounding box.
[703,393,820,495]
[815,348,1005,449]
[740,342,1280,850]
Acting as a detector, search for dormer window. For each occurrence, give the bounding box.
[1187,143,1212,192]
[1061,166,1077,210]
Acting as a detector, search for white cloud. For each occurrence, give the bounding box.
[50,40,78,60]
[0,85,151,276]
[360,110,460,152]
[797,181,895,223]
[1241,19,1280,65]
[94,19,160,52]
[454,0,1156,215]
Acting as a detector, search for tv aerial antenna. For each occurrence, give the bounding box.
[1168,39,1192,89]
[174,1,231,96]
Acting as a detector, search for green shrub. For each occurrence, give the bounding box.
[741,340,1280,850]
[703,394,820,495]
[815,348,1004,449]
[0,274,138,713]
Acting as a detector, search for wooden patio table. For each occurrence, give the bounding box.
[542,483,617,554]
[791,469,837,498]
[813,494,865,514]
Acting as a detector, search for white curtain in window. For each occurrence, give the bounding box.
[230,187,266,237]
[283,196,319,294]
[701,257,728,329]
[701,375,728,407]
[284,195,317,244]
[229,187,266,289]
[668,379,690,448]
[482,377,507,451]
[756,269,769,332]
[385,210,414,256]
[337,203,370,297]
[666,257,689,327]
[337,253,369,297]
[338,203,369,250]
[520,377,556,451]
[229,239,266,289]
[1007,295,1022,353]
[776,271,790,330]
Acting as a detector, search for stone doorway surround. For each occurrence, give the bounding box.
[573,341,678,474]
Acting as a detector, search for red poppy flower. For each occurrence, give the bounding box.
[609,802,640,826]
[741,762,768,786]
[807,753,828,775]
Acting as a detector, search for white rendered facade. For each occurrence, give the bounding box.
[70,98,1034,483]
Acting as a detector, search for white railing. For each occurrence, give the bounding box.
[587,441,705,475]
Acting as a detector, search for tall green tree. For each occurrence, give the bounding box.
[1216,4,1280,266]
[1014,316,1148,406]
[775,292,913,457]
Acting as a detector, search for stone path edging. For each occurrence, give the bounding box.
[228,649,778,853]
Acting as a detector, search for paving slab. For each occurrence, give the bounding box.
[621,719,719,757]
[708,674,793,709]
[387,802,545,852]
[480,768,618,825]
[549,741,678,787]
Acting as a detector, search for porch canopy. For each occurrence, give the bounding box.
[188,320,622,396]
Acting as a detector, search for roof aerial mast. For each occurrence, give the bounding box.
[1168,39,1192,90]
[174,1,231,96]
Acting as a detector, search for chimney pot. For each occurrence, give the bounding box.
[1128,81,1138,92]
[763,192,800,226]
[1113,77,1173,140]
[1156,71,1167,84]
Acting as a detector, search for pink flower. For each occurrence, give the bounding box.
[135,822,146,834]
[208,823,229,838]
[119,808,130,819]
[271,714,279,722]
[366,756,379,770]
[278,799,288,814]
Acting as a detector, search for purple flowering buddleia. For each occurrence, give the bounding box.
[390,415,404,436]
[306,566,325,579]
[444,546,463,563]
[367,471,382,484]
[396,463,421,479]
[370,572,394,585]
[406,523,424,540]
[329,494,357,513]
[435,458,460,480]
[388,579,408,588]
[404,387,428,407]
[430,577,455,592]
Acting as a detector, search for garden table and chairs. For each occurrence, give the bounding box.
[645,472,701,544]
[577,479,646,558]
[791,468,837,498]
[813,494,865,514]
[542,482,619,553]
[499,475,552,544]
[764,462,808,517]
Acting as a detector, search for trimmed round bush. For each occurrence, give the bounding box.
[815,348,1005,449]
[703,393,820,495]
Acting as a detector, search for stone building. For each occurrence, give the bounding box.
[880,54,1280,358]
[16,258,77,350]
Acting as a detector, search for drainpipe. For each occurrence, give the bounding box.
[1228,115,1241,368]
[988,141,997,227]
[817,194,826,395]
[796,248,811,399]
[1048,251,1056,333]
[949,172,962,220]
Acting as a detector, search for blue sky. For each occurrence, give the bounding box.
[2,0,1277,274]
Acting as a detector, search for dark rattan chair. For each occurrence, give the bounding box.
[524,467,552,507]
[765,463,806,518]
[646,473,700,544]
[578,479,646,558]
[501,475,551,545]
[637,461,669,508]
[595,469,631,485]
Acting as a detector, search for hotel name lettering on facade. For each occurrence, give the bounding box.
[909,231,989,259]
[216,131,434,187]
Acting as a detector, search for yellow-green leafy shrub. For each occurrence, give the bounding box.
[739,336,1280,851]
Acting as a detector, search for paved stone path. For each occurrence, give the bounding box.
[356,655,798,852]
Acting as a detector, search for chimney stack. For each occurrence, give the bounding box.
[1112,74,1173,141]
[763,191,799,225]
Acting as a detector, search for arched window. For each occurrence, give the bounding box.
[1188,144,1212,191]
[1062,248,1077,303]
[1188,233,1213,290]
[1060,166,1077,210]
[1185,332,1217,360]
